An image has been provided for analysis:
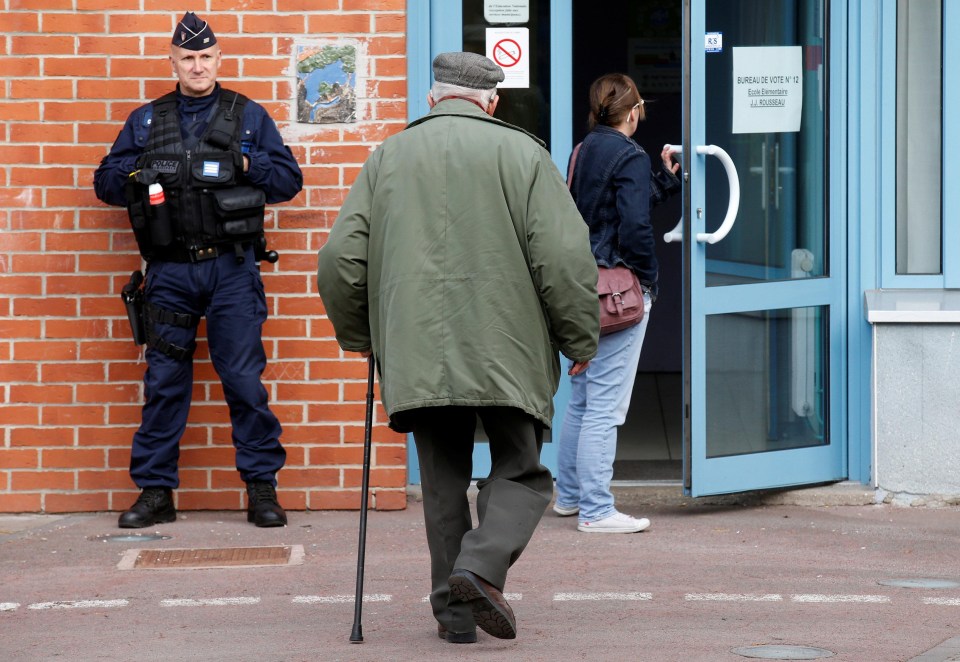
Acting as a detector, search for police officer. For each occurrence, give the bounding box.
[94,12,303,528]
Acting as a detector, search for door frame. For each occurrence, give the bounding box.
[407,0,573,172]
[681,0,848,495]
[405,0,574,482]
[404,0,860,492]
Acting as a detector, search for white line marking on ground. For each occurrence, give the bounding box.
[160,597,260,607]
[28,599,129,610]
[554,592,653,601]
[686,593,783,602]
[791,594,891,603]
[16,591,932,611]
[923,597,960,606]
[293,594,392,604]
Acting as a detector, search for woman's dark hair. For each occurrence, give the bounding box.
[588,73,645,130]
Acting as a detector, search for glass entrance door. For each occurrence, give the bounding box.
[682,0,845,495]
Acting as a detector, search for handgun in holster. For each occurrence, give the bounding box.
[120,270,146,345]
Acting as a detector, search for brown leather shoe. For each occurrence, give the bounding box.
[437,624,477,644]
[447,569,516,639]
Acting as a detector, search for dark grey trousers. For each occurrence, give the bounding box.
[408,406,553,634]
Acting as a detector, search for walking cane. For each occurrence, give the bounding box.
[350,355,375,643]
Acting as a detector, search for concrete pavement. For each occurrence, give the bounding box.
[3,484,960,661]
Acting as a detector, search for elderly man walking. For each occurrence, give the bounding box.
[317,52,599,644]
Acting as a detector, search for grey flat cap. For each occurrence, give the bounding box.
[432,52,505,90]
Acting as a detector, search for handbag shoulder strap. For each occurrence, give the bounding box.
[566,142,582,189]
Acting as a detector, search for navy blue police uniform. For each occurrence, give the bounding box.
[94,12,302,529]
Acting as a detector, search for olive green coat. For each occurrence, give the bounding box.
[317,99,599,427]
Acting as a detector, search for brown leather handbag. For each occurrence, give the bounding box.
[596,265,644,335]
[567,142,645,336]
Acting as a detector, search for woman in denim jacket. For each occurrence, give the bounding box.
[555,73,679,533]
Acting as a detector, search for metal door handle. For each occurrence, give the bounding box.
[662,144,741,244]
[662,144,685,243]
[695,145,740,244]
[748,141,767,211]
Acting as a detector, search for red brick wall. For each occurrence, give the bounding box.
[0,1,409,513]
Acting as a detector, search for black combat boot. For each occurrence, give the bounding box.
[118,487,176,529]
[246,481,287,527]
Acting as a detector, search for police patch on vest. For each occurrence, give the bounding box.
[152,160,180,174]
[202,161,220,178]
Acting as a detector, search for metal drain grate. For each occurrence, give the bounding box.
[118,545,303,570]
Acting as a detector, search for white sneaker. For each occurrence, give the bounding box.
[577,511,651,534]
[553,503,579,517]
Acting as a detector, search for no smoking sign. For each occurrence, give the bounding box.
[493,38,521,68]
[486,28,529,89]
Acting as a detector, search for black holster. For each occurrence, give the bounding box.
[120,270,145,345]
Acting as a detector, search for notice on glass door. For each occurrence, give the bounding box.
[731,46,802,134]
[484,0,529,23]
[486,28,529,88]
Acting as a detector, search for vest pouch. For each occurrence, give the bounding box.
[148,194,174,247]
[210,186,266,236]
[136,158,183,246]
[191,156,236,185]
[123,178,153,259]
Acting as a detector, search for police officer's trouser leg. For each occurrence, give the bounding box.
[205,248,285,485]
[130,261,199,489]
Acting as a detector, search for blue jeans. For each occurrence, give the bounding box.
[555,295,652,522]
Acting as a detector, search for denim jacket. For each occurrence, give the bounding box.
[568,126,673,296]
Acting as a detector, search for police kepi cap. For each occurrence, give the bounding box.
[432,52,505,90]
[172,12,217,51]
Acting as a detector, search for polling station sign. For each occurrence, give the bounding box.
[732,46,803,134]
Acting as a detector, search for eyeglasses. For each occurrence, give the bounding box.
[632,100,645,111]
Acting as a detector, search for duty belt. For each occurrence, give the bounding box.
[152,242,251,263]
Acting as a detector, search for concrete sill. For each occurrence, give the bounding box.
[865,289,960,323]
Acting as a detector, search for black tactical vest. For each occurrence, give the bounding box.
[129,88,265,258]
